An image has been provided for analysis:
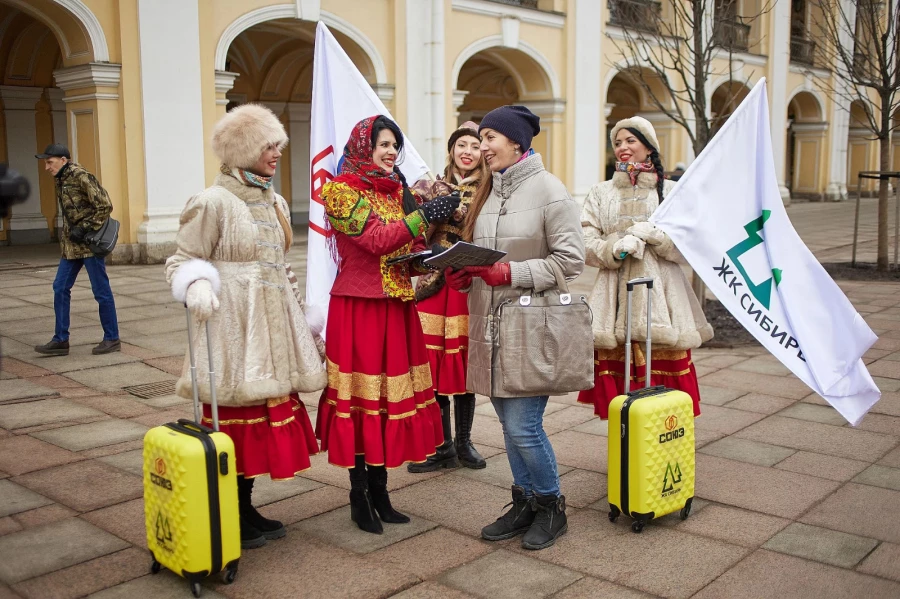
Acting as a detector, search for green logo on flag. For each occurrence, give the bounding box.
[726,210,783,309]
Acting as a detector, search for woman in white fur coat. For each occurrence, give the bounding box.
[576,116,712,420]
[166,103,327,550]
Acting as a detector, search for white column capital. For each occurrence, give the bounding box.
[452,89,469,110]
[604,103,615,118]
[286,102,311,122]
[53,63,122,91]
[529,99,566,117]
[215,70,239,105]
[46,88,66,112]
[0,86,43,110]
[261,101,287,116]
[372,83,395,103]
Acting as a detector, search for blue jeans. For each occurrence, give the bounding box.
[491,395,560,496]
[53,256,119,342]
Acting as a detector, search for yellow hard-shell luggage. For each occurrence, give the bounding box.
[607,278,695,533]
[143,310,240,597]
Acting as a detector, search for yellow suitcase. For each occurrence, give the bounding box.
[607,278,695,533]
[143,311,240,597]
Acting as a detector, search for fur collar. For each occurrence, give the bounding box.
[612,171,657,189]
[214,171,272,204]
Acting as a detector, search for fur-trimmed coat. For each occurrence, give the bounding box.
[165,171,327,408]
[582,171,713,350]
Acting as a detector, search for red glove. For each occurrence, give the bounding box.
[444,267,473,291]
[466,263,511,287]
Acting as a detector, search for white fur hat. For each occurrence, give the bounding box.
[609,116,661,154]
[211,103,288,169]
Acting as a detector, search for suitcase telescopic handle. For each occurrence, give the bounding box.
[184,306,219,431]
[624,277,654,394]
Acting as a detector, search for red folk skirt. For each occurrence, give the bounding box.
[316,295,443,469]
[577,343,701,420]
[416,285,469,396]
[201,394,319,480]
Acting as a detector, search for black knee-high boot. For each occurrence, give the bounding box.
[348,456,383,534]
[367,466,410,523]
[238,476,286,540]
[454,393,486,469]
[237,476,266,549]
[407,395,459,473]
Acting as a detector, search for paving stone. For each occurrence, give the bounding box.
[558,468,606,508]
[85,573,228,599]
[31,419,148,452]
[868,359,900,379]
[762,522,879,568]
[694,428,725,449]
[257,485,349,527]
[775,451,871,482]
[23,374,84,390]
[142,357,183,376]
[13,348,139,374]
[878,445,900,468]
[0,518,129,585]
[675,503,789,548]
[11,504,77,530]
[852,464,900,491]
[735,416,898,462]
[513,509,747,598]
[778,402,848,426]
[857,542,900,583]
[0,517,21,537]
[0,338,35,357]
[13,461,142,513]
[730,355,792,376]
[724,393,796,414]
[80,440,144,459]
[0,381,58,404]
[0,359,52,378]
[451,454,573,490]
[695,454,840,519]
[11,548,148,599]
[693,549,900,599]
[390,476,516,538]
[80,499,146,548]
[551,578,655,599]
[852,412,900,436]
[440,549,581,599]
[0,481,53,517]
[391,582,476,599]
[869,391,900,417]
[128,408,192,429]
[117,334,185,357]
[97,450,144,477]
[0,436,83,475]
[0,315,95,336]
[698,437,796,467]
[0,398,103,430]
[699,370,811,399]
[571,417,607,436]
[694,405,766,435]
[251,475,323,506]
[131,394,189,409]
[697,385,747,406]
[295,505,437,554]
[546,430,606,473]
[65,362,174,393]
[872,376,900,392]
[367,527,493,581]
[802,483,900,543]
[68,395,157,419]
[118,315,187,337]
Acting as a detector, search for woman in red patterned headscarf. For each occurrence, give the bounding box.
[316,115,460,534]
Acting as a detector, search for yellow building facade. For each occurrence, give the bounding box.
[0,0,884,261]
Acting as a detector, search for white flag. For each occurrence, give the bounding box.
[651,78,880,425]
[307,22,430,319]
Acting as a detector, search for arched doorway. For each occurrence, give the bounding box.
[454,44,562,172]
[848,101,875,195]
[786,91,826,200]
[223,19,379,225]
[710,81,751,137]
[604,68,677,180]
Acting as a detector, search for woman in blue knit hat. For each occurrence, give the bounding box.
[445,105,585,550]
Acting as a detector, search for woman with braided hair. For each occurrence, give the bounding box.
[577,116,713,420]
[315,115,460,535]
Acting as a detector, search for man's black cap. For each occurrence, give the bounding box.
[35,143,70,160]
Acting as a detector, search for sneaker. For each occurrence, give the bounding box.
[34,340,69,356]
[92,339,121,355]
[481,485,536,541]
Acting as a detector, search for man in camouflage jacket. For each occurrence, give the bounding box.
[34,143,120,356]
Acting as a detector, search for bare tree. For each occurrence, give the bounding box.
[813,0,900,271]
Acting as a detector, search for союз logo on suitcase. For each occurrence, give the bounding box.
[660,415,685,498]
[150,457,173,490]
[658,414,684,444]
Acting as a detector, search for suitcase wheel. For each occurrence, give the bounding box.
[608,505,620,523]
[191,582,202,598]
[150,559,162,575]
[631,520,645,533]
[680,498,693,521]
[223,564,238,585]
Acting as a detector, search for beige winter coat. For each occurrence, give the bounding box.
[165,172,328,407]
[582,171,713,350]
[467,153,585,398]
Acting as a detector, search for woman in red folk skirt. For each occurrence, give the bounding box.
[316,115,461,534]
[408,122,490,472]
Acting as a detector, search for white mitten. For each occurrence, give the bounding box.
[304,303,327,337]
[613,234,646,260]
[628,221,666,246]
[185,279,219,322]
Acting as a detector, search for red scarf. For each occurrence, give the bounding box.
[615,160,656,186]
[333,116,402,196]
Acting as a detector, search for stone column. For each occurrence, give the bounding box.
[768,0,792,205]
[136,0,206,261]
[529,99,566,176]
[572,0,603,201]
[287,102,311,224]
[1,86,49,243]
[47,88,67,231]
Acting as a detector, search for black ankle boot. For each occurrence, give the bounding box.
[408,401,459,473]
[238,477,286,541]
[367,466,410,524]
[481,485,536,541]
[349,460,383,534]
[454,394,486,469]
[236,477,267,549]
[522,493,568,550]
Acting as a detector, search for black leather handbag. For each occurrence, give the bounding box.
[60,203,119,258]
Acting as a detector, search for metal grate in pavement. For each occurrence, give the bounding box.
[124,380,177,399]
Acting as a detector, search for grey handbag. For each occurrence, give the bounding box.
[83,217,120,257]
[496,260,595,395]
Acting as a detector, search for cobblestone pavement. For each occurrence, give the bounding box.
[0,198,899,598]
